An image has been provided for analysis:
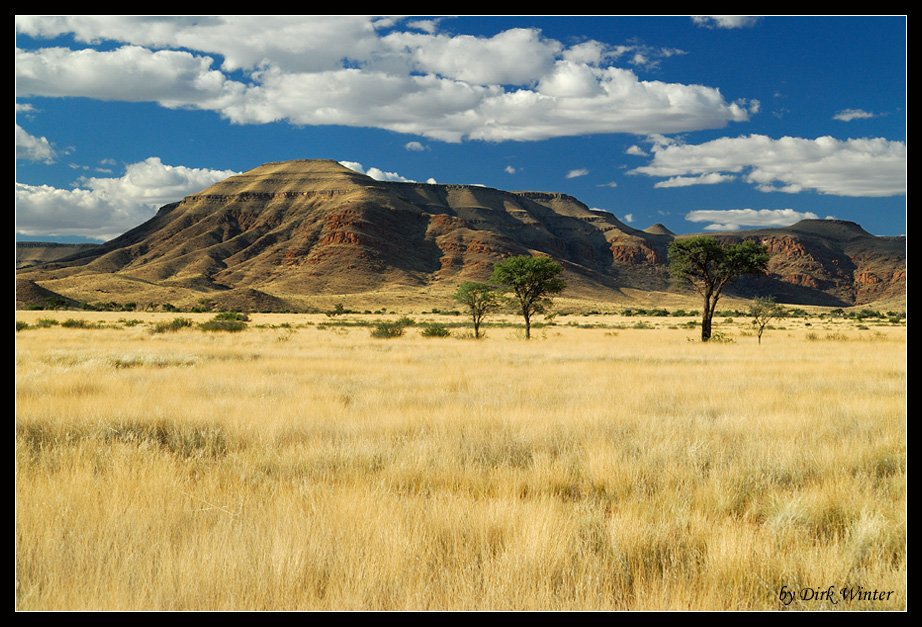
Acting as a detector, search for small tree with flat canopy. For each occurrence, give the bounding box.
[667,237,769,342]
[453,281,500,339]
[490,255,566,339]
[749,295,786,344]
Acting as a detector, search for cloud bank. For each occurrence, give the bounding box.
[630,134,906,197]
[339,160,436,184]
[15,158,240,241]
[15,15,752,143]
[684,208,824,231]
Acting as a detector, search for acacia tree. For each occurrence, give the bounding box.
[490,255,566,339]
[667,237,770,341]
[453,281,500,339]
[749,296,786,344]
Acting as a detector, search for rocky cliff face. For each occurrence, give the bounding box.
[699,221,906,306]
[16,159,906,310]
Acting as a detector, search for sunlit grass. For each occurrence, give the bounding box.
[15,311,906,610]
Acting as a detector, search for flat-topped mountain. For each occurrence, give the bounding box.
[16,159,905,311]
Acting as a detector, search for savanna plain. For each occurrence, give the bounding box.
[15,309,906,611]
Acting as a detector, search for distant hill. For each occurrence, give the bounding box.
[643,224,675,236]
[16,159,906,312]
[16,241,99,269]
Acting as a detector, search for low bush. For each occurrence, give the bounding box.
[371,321,405,339]
[61,319,95,329]
[199,317,247,332]
[151,317,194,334]
[212,312,250,322]
[420,322,451,338]
[394,316,415,328]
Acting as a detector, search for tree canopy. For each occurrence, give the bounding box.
[453,281,501,339]
[490,255,565,339]
[668,237,770,341]
[749,296,786,344]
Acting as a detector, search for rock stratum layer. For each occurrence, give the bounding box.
[16,159,906,310]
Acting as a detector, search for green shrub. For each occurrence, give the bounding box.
[420,322,451,338]
[371,321,405,339]
[707,330,735,343]
[212,312,250,321]
[199,318,247,332]
[151,317,194,334]
[61,318,93,328]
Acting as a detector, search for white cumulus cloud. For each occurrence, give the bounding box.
[630,134,906,197]
[684,208,823,231]
[15,45,245,111]
[692,16,761,29]
[16,124,57,163]
[338,160,424,183]
[15,157,239,241]
[834,108,877,122]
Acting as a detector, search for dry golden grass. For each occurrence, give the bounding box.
[15,311,906,610]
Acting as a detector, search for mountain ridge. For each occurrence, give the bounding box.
[16,159,906,311]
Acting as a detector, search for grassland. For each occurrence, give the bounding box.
[15,310,906,610]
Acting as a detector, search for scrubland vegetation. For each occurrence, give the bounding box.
[15,310,905,610]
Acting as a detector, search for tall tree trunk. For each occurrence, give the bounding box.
[701,294,715,341]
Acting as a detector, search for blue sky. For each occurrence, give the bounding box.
[16,15,906,243]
